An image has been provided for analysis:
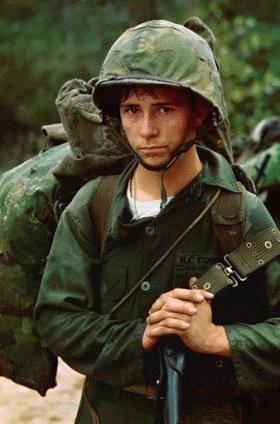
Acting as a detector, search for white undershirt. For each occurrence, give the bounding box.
[127,185,174,220]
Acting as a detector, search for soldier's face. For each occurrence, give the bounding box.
[119,86,196,169]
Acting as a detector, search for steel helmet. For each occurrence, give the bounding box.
[93,18,231,164]
[94,19,227,117]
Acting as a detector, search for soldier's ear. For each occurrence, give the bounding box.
[193,97,210,130]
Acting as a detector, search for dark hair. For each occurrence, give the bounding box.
[100,85,198,119]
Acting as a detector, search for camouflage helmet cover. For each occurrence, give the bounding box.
[93,20,228,122]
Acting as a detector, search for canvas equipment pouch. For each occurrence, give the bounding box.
[0,79,130,395]
[0,143,69,395]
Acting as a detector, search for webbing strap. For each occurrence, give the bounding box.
[226,227,280,278]
[191,227,280,294]
[90,175,118,257]
[191,264,235,295]
[211,184,243,255]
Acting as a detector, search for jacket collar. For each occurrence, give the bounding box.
[198,145,240,193]
[109,145,241,240]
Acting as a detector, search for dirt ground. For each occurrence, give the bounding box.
[0,359,85,424]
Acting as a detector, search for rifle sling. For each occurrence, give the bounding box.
[191,227,280,295]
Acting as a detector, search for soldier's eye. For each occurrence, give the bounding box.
[160,106,173,113]
[122,106,139,115]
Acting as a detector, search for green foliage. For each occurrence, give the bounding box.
[214,15,280,136]
[187,0,280,136]
[1,0,279,170]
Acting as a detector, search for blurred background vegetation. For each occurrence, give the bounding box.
[1,0,279,171]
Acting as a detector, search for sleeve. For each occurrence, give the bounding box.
[224,192,280,393]
[34,180,147,388]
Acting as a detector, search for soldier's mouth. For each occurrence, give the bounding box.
[139,146,167,154]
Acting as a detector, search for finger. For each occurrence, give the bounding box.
[161,298,197,315]
[149,298,197,315]
[149,288,214,315]
[189,277,214,301]
[147,309,194,325]
[189,276,198,285]
[171,288,214,302]
[197,289,214,301]
[148,291,172,313]
[149,289,201,314]
[170,288,204,301]
[147,321,189,338]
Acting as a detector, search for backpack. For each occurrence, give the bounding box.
[0,78,247,396]
[0,143,68,395]
[0,78,130,396]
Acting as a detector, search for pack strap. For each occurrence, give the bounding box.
[90,175,119,256]
[211,184,244,255]
[190,227,280,294]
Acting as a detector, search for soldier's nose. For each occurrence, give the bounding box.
[140,115,159,140]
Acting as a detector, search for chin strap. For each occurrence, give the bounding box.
[123,108,219,205]
[139,138,196,210]
[135,138,196,173]
[129,108,220,173]
[160,173,168,210]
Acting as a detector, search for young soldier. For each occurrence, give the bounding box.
[35,19,280,423]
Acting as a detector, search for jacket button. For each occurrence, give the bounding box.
[145,225,155,235]
[215,359,224,368]
[141,281,151,292]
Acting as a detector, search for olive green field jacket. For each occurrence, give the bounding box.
[34,147,280,423]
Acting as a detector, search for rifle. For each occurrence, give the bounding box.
[254,152,271,188]
[159,337,187,424]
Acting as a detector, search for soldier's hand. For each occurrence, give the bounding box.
[178,278,231,356]
[142,286,213,352]
[179,298,231,356]
[179,295,214,351]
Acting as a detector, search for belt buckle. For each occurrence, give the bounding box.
[220,255,247,288]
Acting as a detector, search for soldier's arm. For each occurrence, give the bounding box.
[145,192,280,392]
[221,193,280,392]
[224,256,280,393]
[34,180,148,388]
[193,193,280,393]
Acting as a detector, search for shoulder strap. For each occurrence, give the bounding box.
[90,175,119,255]
[190,227,280,294]
[211,183,244,255]
[91,174,246,259]
[90,174,240,260]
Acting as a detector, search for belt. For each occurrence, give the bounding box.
[124,384,159,400]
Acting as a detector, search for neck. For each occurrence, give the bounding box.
[132,145,203,201]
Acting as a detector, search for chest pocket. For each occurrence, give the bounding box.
[174,252,220,288]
